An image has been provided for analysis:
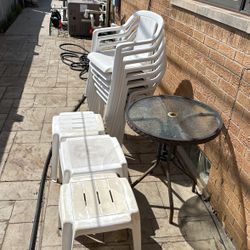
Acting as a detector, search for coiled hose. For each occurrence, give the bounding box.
[59,43,90,80]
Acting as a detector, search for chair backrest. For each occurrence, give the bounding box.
[112,21,166,86]
[92,10,163,52]
[134,10,164,42]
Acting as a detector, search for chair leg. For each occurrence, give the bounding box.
[58,213,62,230]
[94,92,105,116]
[62,223,74,250]
[131,213,141,250]
[91,90,103,114]
[58,162,63,184]
[122,167,129,179]
[98,98,105,117]
[86,69,93,98]
[86,70,95,110]
[51,135,59,182]
[120,116,126,143]
[113,111,126,144]
[104,91,127,144]
[86,69,102,113]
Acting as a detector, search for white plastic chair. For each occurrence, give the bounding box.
[59,134,128,183]
[86,10,166,143]
[51,111,105,182]
[58,173,141,250]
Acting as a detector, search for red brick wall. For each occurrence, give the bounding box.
[120,1,250,249]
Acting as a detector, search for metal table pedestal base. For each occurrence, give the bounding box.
[131,143,196,224]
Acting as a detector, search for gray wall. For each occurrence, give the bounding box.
[0,0,18,22]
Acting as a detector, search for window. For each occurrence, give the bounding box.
[197,0,250,14]
[183,145,211,185]
[171,0,250,34]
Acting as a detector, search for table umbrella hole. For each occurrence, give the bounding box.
[168,112,177,118]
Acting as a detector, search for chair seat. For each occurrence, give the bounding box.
[59,135,128,183]
[88,51,146,74]
[88,51,115,73]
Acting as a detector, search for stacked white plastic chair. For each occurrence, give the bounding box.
[86,10,166,143]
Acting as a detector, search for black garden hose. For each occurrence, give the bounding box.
[29,43,89,250]
[59,43,90,80]
[29,148,52,250]
[28,95,87,250]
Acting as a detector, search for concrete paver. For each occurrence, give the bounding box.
[0,0,235,249]
[40,123,52,142]
[0,201,14,221]
[2,223,33,250]
[0,131,16,153]
[0,100,14,114]
[3,107,46,131]
[0,181,40,200]
[0,153,8,176]
[41,205,62,247]
[0,222,8,246]
[134,182,168,219]
[1,143,50,181]
[15,130,41,143]
[10,200,37,223]
[0,115,7,131]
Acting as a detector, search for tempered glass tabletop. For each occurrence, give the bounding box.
[126,95,223,144]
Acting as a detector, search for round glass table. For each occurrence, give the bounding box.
[126,95,223,223]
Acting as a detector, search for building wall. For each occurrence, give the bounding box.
[120,1,250,249]
[0,0,18,22]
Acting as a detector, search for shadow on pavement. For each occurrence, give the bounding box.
[0,0,52,178]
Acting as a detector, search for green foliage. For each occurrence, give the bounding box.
[0,4,23,33]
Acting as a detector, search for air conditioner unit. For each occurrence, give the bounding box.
[68,0,101,37]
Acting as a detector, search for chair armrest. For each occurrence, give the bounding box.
[116,39,152,53]
[91,26,124,51]
[93,25,124,36]
[91,15,140,52]
[116,31,164,56]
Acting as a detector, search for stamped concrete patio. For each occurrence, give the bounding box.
[0,0,235,249]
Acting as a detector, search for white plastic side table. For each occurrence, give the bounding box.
[51,111,105,181]
[59,134,128,183]
[58,173,141,250]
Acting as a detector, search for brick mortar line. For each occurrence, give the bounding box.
[0,200,16,248]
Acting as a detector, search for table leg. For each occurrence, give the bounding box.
[160,144,175,224]
[166,161,174,224]
[131,143,162,188]
[161,161,174,224]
